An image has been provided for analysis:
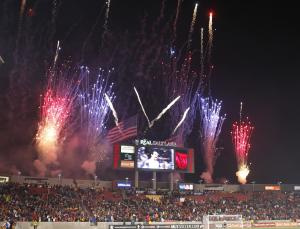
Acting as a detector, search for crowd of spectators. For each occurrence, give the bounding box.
[1,183,300,223]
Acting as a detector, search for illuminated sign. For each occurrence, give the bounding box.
[0,176,9,183]
[265,186,280,191]
[135,139,177,147]
[294,186,300,191]
[117,181,132,188]
[179,183,194,190]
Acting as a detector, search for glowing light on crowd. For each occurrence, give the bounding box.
[172,107,190,135]
[199,97,226,183]
[231,118,254,184]
[79,68,114,149]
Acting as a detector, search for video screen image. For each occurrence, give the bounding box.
[137,146,174,170]
[175,151,188,170]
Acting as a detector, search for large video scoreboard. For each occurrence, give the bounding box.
[113,143,194,173]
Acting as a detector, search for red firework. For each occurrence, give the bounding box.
[231,120,254,166]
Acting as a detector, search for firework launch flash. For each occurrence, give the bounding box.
[172,107,190,135]
[236,164,250,184]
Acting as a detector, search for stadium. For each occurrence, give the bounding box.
[1,141,300,228]
[0,0,299,229]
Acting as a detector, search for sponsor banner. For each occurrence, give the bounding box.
[204,185,224,191]
[275,222,299,227]
[252,222,276,228]
[117,181,132,188]
[110,225,203,229]
[265,186,280,191]
[193,191,203,195]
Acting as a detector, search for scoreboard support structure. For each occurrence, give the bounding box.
[170,172,174,191]
[134,170,139,188]
[152,171,157,190]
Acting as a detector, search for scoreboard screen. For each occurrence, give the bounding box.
[113,143,194,173]
[137,146,174,171]
[113,144,135,169]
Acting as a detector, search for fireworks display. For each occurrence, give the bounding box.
[232,119,254,184]
[199,97,226,183]
[35,68,82,176]
[79,68,114,151]
[0,0,260,183]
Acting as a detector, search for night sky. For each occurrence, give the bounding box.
[0,0,299,184]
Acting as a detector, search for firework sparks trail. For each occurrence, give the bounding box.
[200,28,204,76]
[172,0,182,44]
[20,0,26,18]
[79,67,114,152]
[104,0,111,31]
[0,56,4,64]
[172,107,190,135]
[134,86,151,127]
[15,0,27,63]
[149,96,180,128]
[101,0,112,45]
[53,41,60,69]
[231,119,254,184]
[104,93,118,128]
[36,68,82,169]
[199,97,226,183]
[187,3,198,50]
[208,11,213,66]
